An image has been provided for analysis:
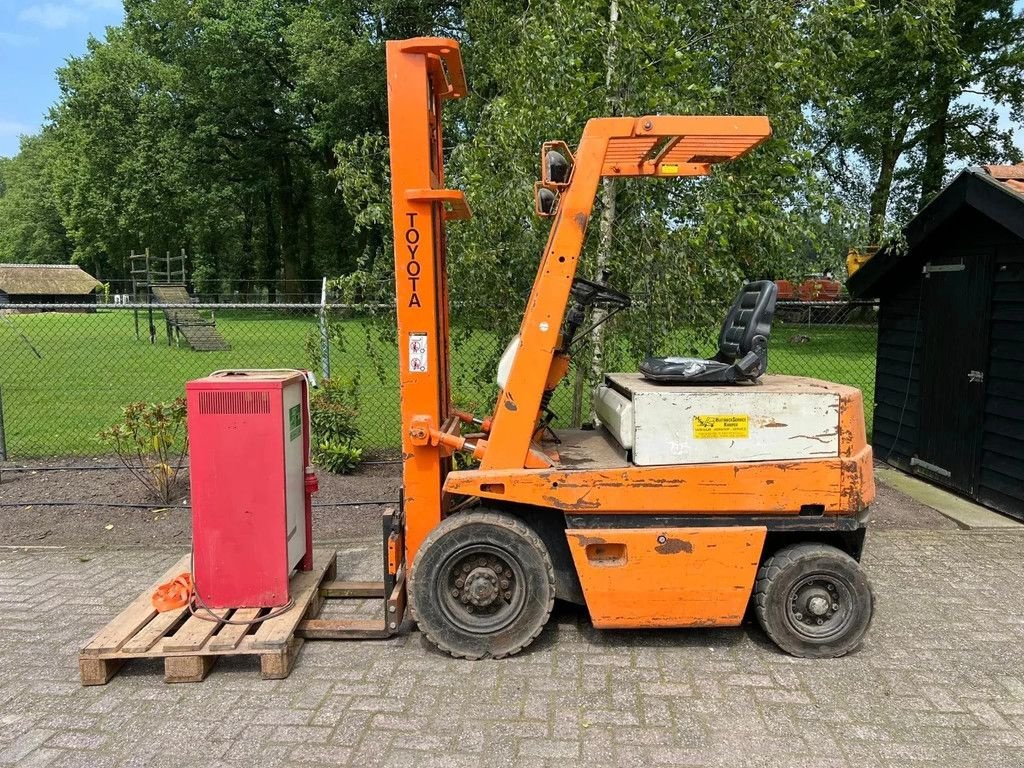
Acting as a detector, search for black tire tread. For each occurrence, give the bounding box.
[753,542,871,658]
[409,510,555,660]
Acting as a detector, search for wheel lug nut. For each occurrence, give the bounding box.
[462,564,470,573]
[832,603,839,611]
[500,580,509,589]
[795,612,803,620]
[451,588,459,597]
[816,618,824,625]
[504,591,512,600]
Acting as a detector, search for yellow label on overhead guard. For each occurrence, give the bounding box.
[660,163,679,175]
[692,414,749,439]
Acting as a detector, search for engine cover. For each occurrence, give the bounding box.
[593,373,840,466]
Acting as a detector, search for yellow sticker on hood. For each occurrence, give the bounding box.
[693,414,749,439]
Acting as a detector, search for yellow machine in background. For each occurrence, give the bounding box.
[846,246,878,277]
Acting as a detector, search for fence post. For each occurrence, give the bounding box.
[0,386,7,462]
[319,277,331,382]
[131,249,140,340]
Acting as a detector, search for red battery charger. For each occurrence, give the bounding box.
[186,370,316,608]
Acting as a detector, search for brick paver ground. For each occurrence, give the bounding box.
[2,529,1023,768]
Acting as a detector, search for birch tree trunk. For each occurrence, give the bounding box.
[571,0,620,427]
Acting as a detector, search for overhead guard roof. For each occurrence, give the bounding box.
[599,116,772,177]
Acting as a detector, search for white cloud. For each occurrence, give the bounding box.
[17,4,89,29]
[0,120,34,138]
[0,31,39,47]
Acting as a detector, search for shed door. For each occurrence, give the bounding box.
[916,251,992,494]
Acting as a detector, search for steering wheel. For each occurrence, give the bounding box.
[570,276,631,310]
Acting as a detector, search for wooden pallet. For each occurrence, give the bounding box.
[79,550,337,685]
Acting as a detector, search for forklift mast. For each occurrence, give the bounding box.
[386,39,774,565]
[386,38,471,565]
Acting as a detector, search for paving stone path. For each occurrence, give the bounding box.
[1,529,1023,767]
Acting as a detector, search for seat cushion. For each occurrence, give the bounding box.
[639,356,730,382]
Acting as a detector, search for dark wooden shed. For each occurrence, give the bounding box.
[848,164,1024,521]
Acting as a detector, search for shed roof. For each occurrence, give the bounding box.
[984,163,1024,195]
[848,164,1024,298]
[0,264,102,296]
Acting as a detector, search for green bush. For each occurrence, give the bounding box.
[313,439,363,474]
[99,398,188,502]
[309,377,362,474]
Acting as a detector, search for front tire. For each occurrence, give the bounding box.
[753,543,874,658]
[409,510,555,659]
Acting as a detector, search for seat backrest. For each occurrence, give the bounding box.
[717,280,778,361]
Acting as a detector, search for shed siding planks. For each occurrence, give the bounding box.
[872,278,924,467]
[979,244,1024,518]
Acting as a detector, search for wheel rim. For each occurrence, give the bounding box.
[785,572,856,641]
[436,544,527,635]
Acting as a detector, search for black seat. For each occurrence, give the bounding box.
[640,280,778,384]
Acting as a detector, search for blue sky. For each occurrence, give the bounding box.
[0,1,1021,160]
[0,0,123,157]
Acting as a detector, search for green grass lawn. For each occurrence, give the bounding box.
[0,309,876,457]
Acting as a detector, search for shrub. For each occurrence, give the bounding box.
[310,377,362,474]
[99,398,188,502]
[314,439,363,475]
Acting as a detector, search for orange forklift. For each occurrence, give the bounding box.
[329,37,875,660]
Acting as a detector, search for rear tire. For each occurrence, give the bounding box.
[409,510,555,660]
[753,543,874,658]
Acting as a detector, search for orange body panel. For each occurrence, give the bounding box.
[565,527,766,628]
[445,449,872,515]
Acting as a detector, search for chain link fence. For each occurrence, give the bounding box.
[0,299,879,460]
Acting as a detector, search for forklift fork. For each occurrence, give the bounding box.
[296,509,406,640]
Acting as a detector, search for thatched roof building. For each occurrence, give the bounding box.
[0,264,101,309]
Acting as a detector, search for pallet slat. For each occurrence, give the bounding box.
[121,606,188,654]
[162,609,229,653]
[81,555,190,657]
[251,552,333,650]
[208,608,263,651]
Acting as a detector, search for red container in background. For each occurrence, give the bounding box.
[186,370,315,608]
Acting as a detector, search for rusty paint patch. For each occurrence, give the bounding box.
[629,479,681,489]
[763,420,787,428]
[571,534,606,547]
[573,213,588,231]
[655,538,693,555]
[503,397,517,412]
[543,492,601,511]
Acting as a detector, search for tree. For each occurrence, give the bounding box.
[917,0,1024,203]
[818,0,1024,243]
[0,131,73,265]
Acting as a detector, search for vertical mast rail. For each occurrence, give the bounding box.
[386,38,471,566]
